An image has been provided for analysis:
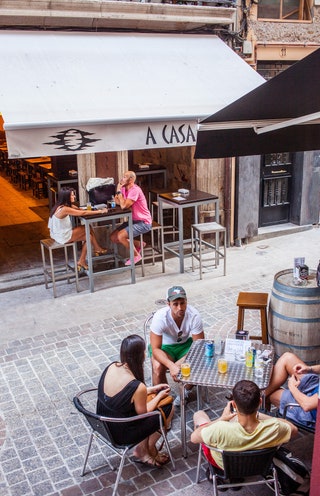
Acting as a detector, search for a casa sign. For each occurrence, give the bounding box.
[5,120,198,158]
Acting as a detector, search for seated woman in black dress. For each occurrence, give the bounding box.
[97,334,174,468]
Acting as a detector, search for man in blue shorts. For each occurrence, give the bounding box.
[150,286,204,405]
[265,351,319,427]
[110,170,152,266]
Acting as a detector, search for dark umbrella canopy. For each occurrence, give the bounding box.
[195,48,320,158]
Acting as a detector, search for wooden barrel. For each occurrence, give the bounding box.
[268,269,320,365]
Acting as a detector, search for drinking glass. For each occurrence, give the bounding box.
[181,362,191,377]
[218,358,228,374]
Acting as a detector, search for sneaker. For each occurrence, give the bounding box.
[173,389,191,407]
[125,254,142,266]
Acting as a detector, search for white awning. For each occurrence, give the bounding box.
[0,31,264,158]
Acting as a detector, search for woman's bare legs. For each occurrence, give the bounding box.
[133,407,174,466]
[111,228,140,257]
[68,226,105,266]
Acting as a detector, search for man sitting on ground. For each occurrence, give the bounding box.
[150,286,204,406]
[191,380,297,471]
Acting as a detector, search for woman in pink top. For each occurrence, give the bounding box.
[110,171,152,265]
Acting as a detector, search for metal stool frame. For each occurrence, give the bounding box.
[40,238,80,298]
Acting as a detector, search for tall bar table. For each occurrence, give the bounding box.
[132,164,167,191]
[158,190,219,273]
[82,207,135,292]
[178,339,274,457]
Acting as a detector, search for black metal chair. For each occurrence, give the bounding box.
[280,402,316,434]
[196,442,281,496]
[73,388,175,496]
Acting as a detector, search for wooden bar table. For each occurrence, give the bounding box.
[158,189,219,273]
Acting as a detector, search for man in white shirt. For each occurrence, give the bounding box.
[150,286,204,404]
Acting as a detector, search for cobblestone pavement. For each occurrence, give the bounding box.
[0,277,315,496]
[1,227,319,495]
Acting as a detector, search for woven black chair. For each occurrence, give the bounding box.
[73,388,175,496]
[280,402,316,434]
[196,442,281,496]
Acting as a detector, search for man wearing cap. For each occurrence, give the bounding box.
[150,286,204,405]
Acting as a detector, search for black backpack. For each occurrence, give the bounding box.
[271,446,310,496]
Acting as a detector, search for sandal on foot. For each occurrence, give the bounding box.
[125,254,142,266]
[77,263,89,272]
[94,249,107,257]
[155,452,170,465]
[132,456,162,469]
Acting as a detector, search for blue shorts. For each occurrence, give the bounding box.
[280,374,318,426]
[116,221,152,238]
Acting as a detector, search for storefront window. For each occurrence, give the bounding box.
[258,0,312,21]
[264,153,291,166]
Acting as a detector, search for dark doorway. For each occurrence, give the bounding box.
[259,152,292,226]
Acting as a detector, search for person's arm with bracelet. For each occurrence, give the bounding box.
[293,363,320,375]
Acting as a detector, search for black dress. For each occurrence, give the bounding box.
[97,363,172,445]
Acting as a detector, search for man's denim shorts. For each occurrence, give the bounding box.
[116,220,152,238]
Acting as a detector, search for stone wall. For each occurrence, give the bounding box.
[249,6,320,44]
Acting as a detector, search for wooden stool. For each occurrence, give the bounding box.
[191,222,226,280]
[32,177,46,198]
[236,292,269,344]
[40,239,80,298]
[139,220,165,277]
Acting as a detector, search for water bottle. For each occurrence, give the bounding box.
[245,348,254,368]
[254,358,264,378]
[111,195,116,208]
[317,260,320,287]
[215,336,223,355]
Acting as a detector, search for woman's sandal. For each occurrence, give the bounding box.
[77,263,89,272]
[155,452,170,465]
[132,456,162,469]
[94,249,107,257]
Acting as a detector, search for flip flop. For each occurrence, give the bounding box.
[77,263,89,272]
[94,249,107,256]
[155,452,170,465]
[132,456,162,469]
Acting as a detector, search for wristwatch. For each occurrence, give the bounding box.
[116,190,121,195]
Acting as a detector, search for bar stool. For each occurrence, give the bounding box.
[191,222,226,279]
[236,292,269,344]
[151,201,178,240]
[18,170,31,190]
[40,239,80,298]
[139,220,165,277]
[32,176,46,198]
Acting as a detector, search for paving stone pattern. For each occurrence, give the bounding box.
[0,283,314,496]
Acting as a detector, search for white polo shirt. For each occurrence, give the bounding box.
[151,305,203,345]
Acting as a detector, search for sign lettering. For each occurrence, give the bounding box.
[146,123,196,147]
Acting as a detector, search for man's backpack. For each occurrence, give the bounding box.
[272,446,310,496]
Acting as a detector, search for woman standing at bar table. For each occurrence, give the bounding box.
[48,187,108,273]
